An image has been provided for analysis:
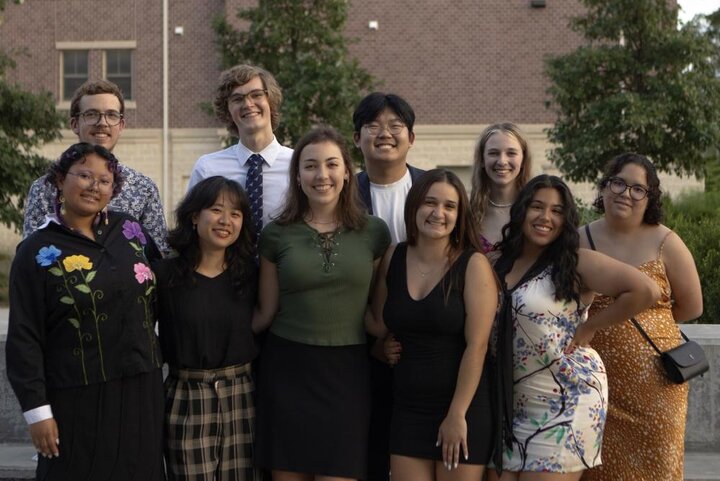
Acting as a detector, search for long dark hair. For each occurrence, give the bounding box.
[593,152,663,225]
[275,126,367,230]
[495,175,581,303]
[168,176,256,296]
[404,169,487,304]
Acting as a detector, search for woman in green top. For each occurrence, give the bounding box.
[253,126,390,481]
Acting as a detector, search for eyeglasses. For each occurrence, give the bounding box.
[76,110,124,126]
[363,122,406,136]
[607,177,649,201]
[65,171,115,192]
[228,89,268,104]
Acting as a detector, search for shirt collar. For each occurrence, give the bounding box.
[237,136,282,167]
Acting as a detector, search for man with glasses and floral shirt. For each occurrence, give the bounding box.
[22,80,170,254]
[353,92,425,481]
[188,64,292,240]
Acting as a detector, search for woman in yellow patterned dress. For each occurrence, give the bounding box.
[580,153,703,481]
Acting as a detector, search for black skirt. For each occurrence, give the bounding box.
[37,369,165,481]
[254,333,370,479]
[390,372,494,465]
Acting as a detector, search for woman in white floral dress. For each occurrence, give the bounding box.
[489,175,659,481]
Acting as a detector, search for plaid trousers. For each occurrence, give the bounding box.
[164,363,260,481]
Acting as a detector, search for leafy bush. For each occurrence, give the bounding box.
[663,191,720,324]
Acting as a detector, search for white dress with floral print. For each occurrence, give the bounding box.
[502,267,607,473]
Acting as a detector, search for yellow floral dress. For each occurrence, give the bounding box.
[583,235,688,481]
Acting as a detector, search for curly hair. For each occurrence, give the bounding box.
[274,126,367,230]
[46,142,124,201]
[469,122,533,227]
[213,64,283,137]
[592,152,663,225]
[496,175,581,304]
[167,176,256,297]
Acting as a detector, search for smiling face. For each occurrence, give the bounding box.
[70,93,125,151]
[298,141,349,212]
[228,76,273,139]
[415,181,459,241]
[57,152,114,222]
[193,190,244,254]
[601,162,650,223]
[522,187,565,250]
[483,131,524,189]
[354,107,415,169]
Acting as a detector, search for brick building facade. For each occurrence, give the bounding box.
[0,0,701,250]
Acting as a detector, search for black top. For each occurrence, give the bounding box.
[154,258,258,370]
[6,212,162,412]
[383,243,476,409]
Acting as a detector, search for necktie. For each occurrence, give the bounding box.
[245,154,264,244]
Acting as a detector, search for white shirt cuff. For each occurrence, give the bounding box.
[23,405,53,424]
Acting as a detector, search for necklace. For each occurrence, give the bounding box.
[488,198,513,208]
[416,259,447,277]
[305,216,338,225]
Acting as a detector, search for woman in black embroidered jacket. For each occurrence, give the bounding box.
[6,143,164,481]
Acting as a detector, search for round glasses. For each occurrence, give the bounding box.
[607,177,649,201]
[77,110,124,126]
[65,171,115,192]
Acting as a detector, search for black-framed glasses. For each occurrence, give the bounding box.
[607,177,649,200]
[77,110,124,126]
[363,122,406,136]
[65,171,115,192]
[229,89,268,104]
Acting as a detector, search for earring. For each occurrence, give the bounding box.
[59,194,66,216]
[192,223,197,230]
[103,205,109,225]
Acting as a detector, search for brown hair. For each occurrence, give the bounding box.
[274,126,367,231]
[469,122,532,226]
[213,64,283,136]
[70,80,125,118]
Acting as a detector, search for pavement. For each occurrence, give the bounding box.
[0,443,718,480]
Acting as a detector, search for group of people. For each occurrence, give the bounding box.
[6,63,702,481]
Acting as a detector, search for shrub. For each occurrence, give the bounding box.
[663,191,720,324]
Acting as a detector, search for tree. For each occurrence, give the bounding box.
[545,0,720,182]
[0,0,64,231]
[214,0,374,150]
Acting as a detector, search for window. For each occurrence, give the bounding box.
[62,50,89,101]
[105,50,132,100]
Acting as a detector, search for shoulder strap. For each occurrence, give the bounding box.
[658,230,674,259]
[584,224,597,251]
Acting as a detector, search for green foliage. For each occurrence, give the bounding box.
[1,2,64,232]
[214,0,374,151]
[545,0,720,183]
[663,191,720,324]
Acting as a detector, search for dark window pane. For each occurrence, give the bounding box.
[106,50,132,100]
[62,50,88,101]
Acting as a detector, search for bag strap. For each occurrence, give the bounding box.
[630,317,689,355]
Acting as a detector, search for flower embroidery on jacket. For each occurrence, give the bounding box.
[36,246,106,384]
[122,219,147,246]
[134,261,160,367]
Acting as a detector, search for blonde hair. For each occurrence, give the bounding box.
[469,122,532,227]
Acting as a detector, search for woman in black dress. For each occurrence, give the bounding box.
[154,176,260,481]
[7,142,164,481]
[368,168,498,481]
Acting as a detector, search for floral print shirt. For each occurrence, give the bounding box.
[6,212,162,413]
[22,165,170,255]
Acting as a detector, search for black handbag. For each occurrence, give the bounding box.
[630,317,709,384]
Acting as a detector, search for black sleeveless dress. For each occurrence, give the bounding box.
[383,243,493,464]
